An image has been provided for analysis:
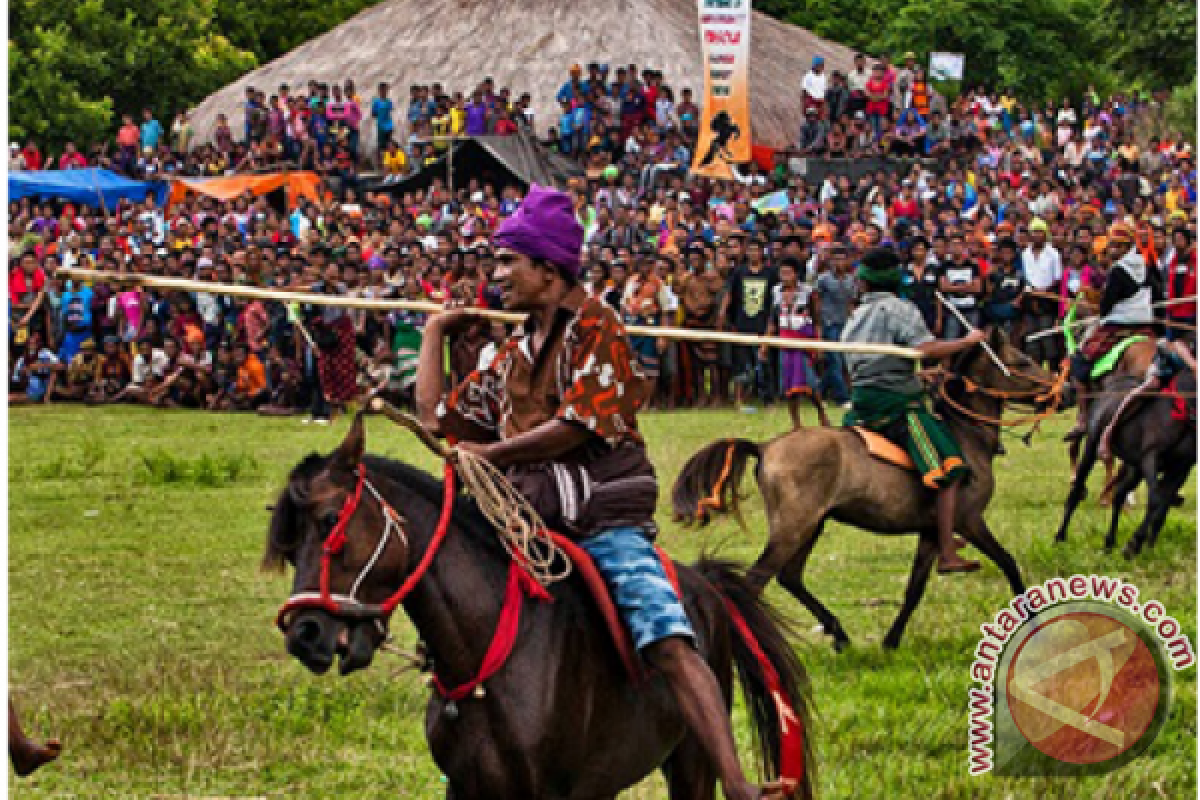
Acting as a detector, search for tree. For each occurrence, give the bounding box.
[1105,0,1196,90]
[762,0,1193,103]
[9,0,255,151]
[213,0,380,65]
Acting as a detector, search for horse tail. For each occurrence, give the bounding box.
[699,558,815,800]
[671,439,761,527]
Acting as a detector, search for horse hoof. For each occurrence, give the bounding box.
[881,637,900,651]
[1054,533,1067,544]
[832,638,851,653]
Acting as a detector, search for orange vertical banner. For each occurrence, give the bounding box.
[691,0,753,180]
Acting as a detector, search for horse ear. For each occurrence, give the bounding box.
[988,325,1006,351]
[333,413,366,470]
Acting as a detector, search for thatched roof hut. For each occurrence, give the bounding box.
[189,0,859,151]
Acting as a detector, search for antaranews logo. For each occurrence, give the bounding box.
[968,575,1194,777]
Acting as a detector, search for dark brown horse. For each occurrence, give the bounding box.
[672,330,1056,650]
[263,417,814,800]
[1066,337,1157,501]
[1055,371,1196,557]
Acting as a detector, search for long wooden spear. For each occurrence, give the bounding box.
[56,267,924,359]
[1026,295,1199,342]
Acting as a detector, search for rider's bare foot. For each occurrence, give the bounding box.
[11,736,61,776]
[727,778,796,800]
[938,555,981,574]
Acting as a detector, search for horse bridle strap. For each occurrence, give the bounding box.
[276,463,452,631]
[275,459,552,705]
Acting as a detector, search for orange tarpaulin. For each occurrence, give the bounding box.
[168,172,323,209]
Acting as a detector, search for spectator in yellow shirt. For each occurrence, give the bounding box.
[382,140,408,176]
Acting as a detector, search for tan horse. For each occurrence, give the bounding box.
[671,330,1058,650]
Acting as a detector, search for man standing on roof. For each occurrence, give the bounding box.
[801,56,828,119]
[416,185,789,800]
[842,247,986,574]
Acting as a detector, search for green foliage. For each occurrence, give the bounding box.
[8,0,255,150]
[212,0,380,66]
[7,0,1195,152]
[133,447,258,487]
[1105,0,1197,90]
[771,0,1193,103]
[1167,79,1198,141]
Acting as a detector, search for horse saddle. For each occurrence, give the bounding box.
[1091,335,1151,380]
[850,427,915,470]
[548,532,682,682]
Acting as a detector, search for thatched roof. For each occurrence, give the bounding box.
[189,0,859,151]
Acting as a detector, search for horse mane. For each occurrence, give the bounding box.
[262,452,498,574]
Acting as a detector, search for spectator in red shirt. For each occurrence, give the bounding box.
[116,113,140,173]
[20,141,42,171]
[1166,227,1196,337]
[58,142,87,170]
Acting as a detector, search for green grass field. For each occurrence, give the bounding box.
[9,405,1196,798]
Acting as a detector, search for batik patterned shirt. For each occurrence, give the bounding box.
[438,286,657,537]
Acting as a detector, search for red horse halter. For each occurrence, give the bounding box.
[275,463,454,631]
[275,460,550,704]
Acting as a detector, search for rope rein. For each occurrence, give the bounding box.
[452,448,571,588]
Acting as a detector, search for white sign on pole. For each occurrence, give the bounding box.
[929,52,965,82]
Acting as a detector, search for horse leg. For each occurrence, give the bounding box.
[746,507,824,595]
[882,535,939,650]
[1124,454,1161,558]
[960,517,1026,598]
[1098,455,1118,507]
[662,734,717,800]
[1146,465,1192,549]
[1104,466,1141,552]
[1056,430,1102,543]
[775,527,851,651]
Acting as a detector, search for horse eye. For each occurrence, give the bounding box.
[322,512,340,531]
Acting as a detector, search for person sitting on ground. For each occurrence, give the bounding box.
[841,247,986,574]
[258,342,304,416]
[9,331,60,405]
[231,341,269,410]
[206,341,237,411]
[51,337,99,402]
[86,336,130,404]
[113,337,169,404]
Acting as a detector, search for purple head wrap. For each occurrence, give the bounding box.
[492,184,583,279]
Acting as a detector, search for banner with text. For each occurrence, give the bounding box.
[691,0,753,180]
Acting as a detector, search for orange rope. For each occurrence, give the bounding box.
[937,384,1064,428]
[696,440,738,517]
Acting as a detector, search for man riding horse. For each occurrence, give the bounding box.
[414,185,787,800]
[1067,221,1160,436]
[840,247,986,574]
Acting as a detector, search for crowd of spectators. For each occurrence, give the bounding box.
[8,53,1197,422]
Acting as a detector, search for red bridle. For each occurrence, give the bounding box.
[275,459,552,703]
[275,461,457,631]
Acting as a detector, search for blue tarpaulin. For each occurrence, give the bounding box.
[8,168,167,207]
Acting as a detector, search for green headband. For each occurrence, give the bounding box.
[857,263,903,289]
